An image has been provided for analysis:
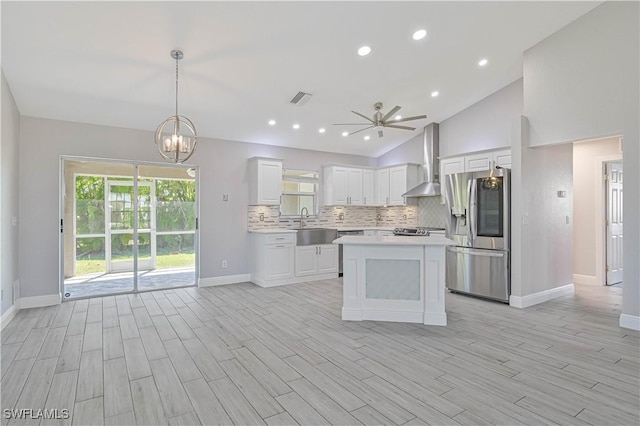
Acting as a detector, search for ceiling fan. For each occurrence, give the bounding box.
[334,102,427,138]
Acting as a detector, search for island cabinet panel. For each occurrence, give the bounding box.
[336,235,450,326]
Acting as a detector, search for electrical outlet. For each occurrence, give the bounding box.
[1,289,3,301]
[223,194,229,202]
[259,213,265,221]
[12,217,17,226]
[222,260,228,268]
[338,213,344,220]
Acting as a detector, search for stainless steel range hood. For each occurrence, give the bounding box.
[403,123,440,197]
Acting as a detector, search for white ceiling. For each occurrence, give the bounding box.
[2,1,600,158]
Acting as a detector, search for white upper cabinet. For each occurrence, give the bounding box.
[249,158,283,205]
[376,164,419,206]
[362,170,375,206]
[440,148,512,177]
[324,166,369,205]
[375,168,390,206]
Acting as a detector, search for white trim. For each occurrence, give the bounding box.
[509,284,574,308]
[16,293,62,310]
[199,274,251,287]
[619,314,640,331]
[1,305,17,330]
[573,274,597,286]
[250,273,339,288]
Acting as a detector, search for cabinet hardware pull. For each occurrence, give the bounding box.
[275,237,285,240]
[319,246,322,255]
[275,245,286,248]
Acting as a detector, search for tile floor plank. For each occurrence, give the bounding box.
[76,349,103,402]
[72,397,104,426]
[103,358,133,418]
[130,376,167,426]
[208,377,265,425]
[122,338,152,381]
[182,378,232,425]
[274,391,329,426]
[149,358,194,419]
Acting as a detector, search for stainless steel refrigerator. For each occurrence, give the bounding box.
[444,168,510,302]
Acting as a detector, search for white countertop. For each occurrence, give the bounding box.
[334,235,454,246]
[248,229,298,234]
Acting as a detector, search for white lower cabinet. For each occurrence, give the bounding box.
[250,232,295,287]
[251,233,338,287]
[295,244,338,276]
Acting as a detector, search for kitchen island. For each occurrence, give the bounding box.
[333,235,453,326]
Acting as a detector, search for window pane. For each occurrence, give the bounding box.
[280,194,315,216]
[156,180,196,232]
[76,236,105,275]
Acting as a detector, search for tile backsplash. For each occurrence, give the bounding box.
[417,197,447,228]
[248,205,418,230]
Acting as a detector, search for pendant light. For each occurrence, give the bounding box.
[155,49,198,163]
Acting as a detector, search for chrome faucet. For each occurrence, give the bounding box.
[300,207,309,229]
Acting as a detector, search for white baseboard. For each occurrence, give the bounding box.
[16,293,62,310]
[510,283,574,308]
[619,314,640,331]
[1,305,17,330]
[199,274,251,287]
[573,274,597,286]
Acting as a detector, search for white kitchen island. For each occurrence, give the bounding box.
[333,235,453,326]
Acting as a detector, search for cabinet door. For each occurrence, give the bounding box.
[295,246,318,277]
[265,244,294,280]
[347,168,364,205]
[316,245,338,274]
[493,149,511,169]
[389,166,408,205]
[362,170,375,205]
[465,153,492,172]
[257,160,283,205]
[376,168,390,205]
[440,157,465,176]
[331,167,349,205]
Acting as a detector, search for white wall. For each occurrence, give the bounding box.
[439,79,523,158]
[523,1,639,321]
[1,71,21,315]
[18,116,375,299]
[573,137,621,279]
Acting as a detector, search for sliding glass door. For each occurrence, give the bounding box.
[61,158,198,299]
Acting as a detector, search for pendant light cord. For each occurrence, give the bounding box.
[175,57,179,118]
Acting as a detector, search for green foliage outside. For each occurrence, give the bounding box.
[76,252,195,275]
[75,176,196,272]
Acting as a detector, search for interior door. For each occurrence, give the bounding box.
[606,162,623,285]
[107,181,156,273]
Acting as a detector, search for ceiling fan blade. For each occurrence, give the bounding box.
[349,126,373,136]
[385,124,416,131]
[333,123,370,126]
[378,130,384,138]
[381,105,401,122]
[351,111,375,123]
[390,114,427,124]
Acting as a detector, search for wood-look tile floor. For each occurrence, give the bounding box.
[1,280,638,425]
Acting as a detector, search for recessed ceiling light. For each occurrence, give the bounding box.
[431,91,439,97]
[412,29,427,41]
[478,58,488,67]
[318,128,326,134]
[342,131,349,137]
[395,115,402,120]
[268,119,276,126]
[293,124,300,129]
[358,46,371,56]
[364,135,370,141]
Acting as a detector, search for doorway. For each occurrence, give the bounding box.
[61,158,198,299]
[572,136,623,287]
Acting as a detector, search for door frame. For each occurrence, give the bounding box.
[60,155,200,299]
[594,151,623,286]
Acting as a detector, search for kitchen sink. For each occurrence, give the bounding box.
[297,228,338,246]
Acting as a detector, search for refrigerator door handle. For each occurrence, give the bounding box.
[446,246,505,257]
[468,178,477,245]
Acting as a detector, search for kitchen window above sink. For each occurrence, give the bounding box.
[280,169,319,217]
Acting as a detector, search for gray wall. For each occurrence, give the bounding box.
[523,1,639,318]
[18,116,375,299]
[1,71,20,315]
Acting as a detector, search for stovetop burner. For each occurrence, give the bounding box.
[392,227,445,236]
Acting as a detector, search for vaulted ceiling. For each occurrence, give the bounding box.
[2,1,600,157]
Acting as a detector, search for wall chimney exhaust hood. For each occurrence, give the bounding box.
[403,123,440,197]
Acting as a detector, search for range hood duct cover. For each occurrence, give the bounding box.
[403,123,441,197]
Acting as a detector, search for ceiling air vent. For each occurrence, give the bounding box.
[290,91,313,106]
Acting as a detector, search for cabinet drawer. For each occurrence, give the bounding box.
[265,234,295,245]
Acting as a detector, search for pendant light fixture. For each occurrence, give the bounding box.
[155,49,198,163]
